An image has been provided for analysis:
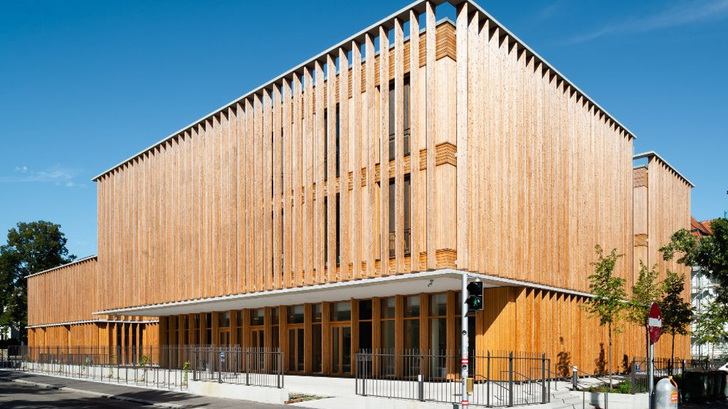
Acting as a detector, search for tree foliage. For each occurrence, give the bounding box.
[661,218,728,357]
[0,221,75,340]
[661,270,692,362]
[693,302,728,358]
[584,245,626,389]
[627,262,662,359]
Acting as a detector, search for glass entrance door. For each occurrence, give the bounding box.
[331,325,352,375]
[250,328,265,371]
[288,327,305,373]
[219,330,231,347]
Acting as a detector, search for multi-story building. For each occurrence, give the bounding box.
[28,0,692,376]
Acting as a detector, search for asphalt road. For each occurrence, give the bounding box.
[0,378,149,408]
[0,376,291,409]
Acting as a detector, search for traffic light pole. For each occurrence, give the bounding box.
[461,273,469,408]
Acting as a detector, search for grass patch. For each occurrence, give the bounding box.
[285,393,328,404]
[587,380,647,394]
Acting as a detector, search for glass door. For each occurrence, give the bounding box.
[331,325,352,375]
[251,328,265,371]
[287,327,305,373]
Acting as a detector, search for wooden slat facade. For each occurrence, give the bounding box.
[28,0,692,373]
[633,154,693,358]
[27,257,159,350]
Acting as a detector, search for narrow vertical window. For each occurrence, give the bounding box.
[324,109,328,181]
[336,193,340,265]
[388,84,395,160]
[404,175,411,255]
[404,78,411,156]
[389,178,395,258]
[324,197,328,262]
[336,104,340,177]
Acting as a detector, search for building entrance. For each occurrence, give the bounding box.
[331,324,352,375]
[288,327,304,373]
[219,330,231,347]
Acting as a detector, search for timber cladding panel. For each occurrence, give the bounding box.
[637,155,692,360]
[28,257,99,326]
[457,3,634,292]
[93,0,639,312]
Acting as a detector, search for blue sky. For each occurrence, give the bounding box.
[1,0,726,258]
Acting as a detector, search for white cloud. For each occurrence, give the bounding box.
[568,0,728,44]
[0,165,84,187]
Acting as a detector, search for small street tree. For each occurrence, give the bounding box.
[584,245,626,390]
[627,262,662,362]
[0,221,75,342]
[660,270,692,364]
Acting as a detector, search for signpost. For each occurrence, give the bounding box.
[648,303,662,409]
[461,274,469,408]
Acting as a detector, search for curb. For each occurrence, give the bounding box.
[1,376,186,409]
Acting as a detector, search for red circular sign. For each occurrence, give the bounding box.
[648,303,662,343]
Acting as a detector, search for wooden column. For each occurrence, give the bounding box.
[322,302,331,374]
[304,304,313,373]
[211,312,219,346]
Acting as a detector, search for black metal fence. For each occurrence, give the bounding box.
[6,345,283,390]
[355,349,550,407]
[191,346,283,388]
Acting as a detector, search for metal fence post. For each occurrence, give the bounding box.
[277,351,282,389]
[509,351,514,407]
[486,351,491,407]
[541,353,547,404]
[630,358,635,394]
[419,354,425,402]
[246,350,250,386]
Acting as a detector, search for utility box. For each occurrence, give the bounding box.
[655,377,679,409]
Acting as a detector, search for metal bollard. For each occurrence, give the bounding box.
[572,365,578,391]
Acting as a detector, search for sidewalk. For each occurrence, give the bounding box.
[0,369,554,409]
[0,369,282,409]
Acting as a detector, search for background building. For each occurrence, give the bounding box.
[28,0,692,377]
[690,218,728,359]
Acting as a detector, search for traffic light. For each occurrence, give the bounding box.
[466,281,483,311]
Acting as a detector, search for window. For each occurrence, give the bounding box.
[387,78,411,161]
[218,311,230,328]
[389,179,396,257]
[287,305,305,324]
[380,297,396,376]
[324,109,328,181]
[404,175,411,255]
[404,79,411,156]
[251,309,265,326]
[404,296,420,351]
[336,193,340,265]
[386,175,410,258]
[336,104,340,177]
[312,304,323,372]
[429,294,448,377]
[331,301,351,321]
[389,85,395,160]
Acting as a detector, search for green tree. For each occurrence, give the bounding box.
[693,302,728,360]
[0,221,75,341]
[660,270,692,364]
[584,245,626,390]
[661,218,728,358]
[627,262,662,361]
